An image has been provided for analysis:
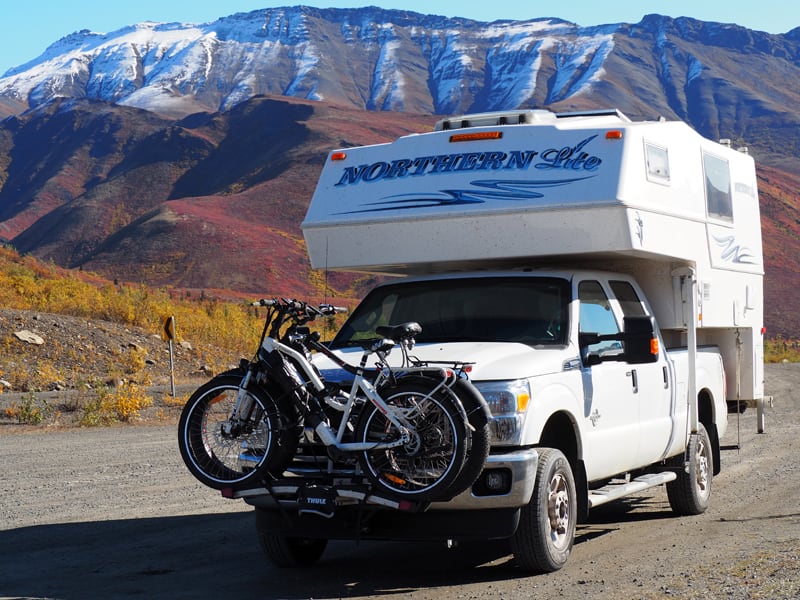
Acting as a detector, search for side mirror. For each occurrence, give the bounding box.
[579,316,659,366]
[623,316,659,364]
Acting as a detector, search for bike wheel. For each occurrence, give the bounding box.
[178,374,293,490]
[356,381,467,502]
[438,378,491,500]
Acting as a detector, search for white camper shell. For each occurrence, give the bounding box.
[302,108,766,418]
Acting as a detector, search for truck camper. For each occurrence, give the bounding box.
[302,108,765,426]
[250,108,766,572]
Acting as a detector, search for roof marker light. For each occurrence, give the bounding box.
[330,151,347,161]
[605,130,623,140]
[450,131,503,143]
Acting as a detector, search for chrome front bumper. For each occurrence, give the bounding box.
[432,448,539,510]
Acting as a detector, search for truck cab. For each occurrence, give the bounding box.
[315,268,725,510]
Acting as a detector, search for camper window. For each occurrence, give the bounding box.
[645,142,670,184]
[703,152,733,223]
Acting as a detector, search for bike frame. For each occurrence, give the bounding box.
[226,299,470,455]
[259,336,415,452]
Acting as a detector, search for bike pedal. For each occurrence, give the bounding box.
[324,395,349,411]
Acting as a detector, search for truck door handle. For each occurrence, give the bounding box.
[663,366,669,389]
[627,369,639,394]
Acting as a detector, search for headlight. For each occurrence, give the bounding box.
[473,379,531,446]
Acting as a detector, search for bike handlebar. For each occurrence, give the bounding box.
[251,298,348,318]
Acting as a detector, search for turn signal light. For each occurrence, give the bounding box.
[650,338,660,355]
[330,151,347,161]
[605,130,623,140]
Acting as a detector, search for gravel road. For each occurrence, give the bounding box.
[1,364,798,600]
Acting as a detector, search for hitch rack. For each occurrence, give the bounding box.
[221,479,421,513]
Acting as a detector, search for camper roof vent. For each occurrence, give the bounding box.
[554,108,632,122]
[434,109,556,131]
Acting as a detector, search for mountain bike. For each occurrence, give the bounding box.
[178,298,490,503]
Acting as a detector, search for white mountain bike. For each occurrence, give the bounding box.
[178,298,490,503]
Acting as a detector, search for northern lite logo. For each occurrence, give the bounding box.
[335,135,602,187]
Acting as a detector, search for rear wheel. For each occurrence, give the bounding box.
[511,448,577,573]
[666,423,713,515]
[178,374,295,489]
[356,381,467,502]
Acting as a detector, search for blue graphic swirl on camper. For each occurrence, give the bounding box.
[713,235,757,264]
[333,177,595,214]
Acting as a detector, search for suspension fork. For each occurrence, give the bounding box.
[222,368,256,435]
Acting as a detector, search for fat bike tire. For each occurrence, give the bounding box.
[178,374,294,490]
[356,381,467,502]
[439,377,491,500]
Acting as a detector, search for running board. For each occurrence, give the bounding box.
[588,472,677,508]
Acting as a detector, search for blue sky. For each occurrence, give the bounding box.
[1,1,797,75]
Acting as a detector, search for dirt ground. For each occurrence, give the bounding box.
[0,363,798,600]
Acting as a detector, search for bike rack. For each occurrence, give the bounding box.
[221,480,421,516]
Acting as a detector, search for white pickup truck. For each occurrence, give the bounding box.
[246,108,766,573]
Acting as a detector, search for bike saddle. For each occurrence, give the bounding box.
[375,322,422,342]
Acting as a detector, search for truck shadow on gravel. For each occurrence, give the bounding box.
[0,507,653,599]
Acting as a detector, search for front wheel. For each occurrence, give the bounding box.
[356,382,467,502]
[255,507,328,567]
[259,535,328,568]
[178,374,294,490]
[666,423,713,515]
[510,448,577,573]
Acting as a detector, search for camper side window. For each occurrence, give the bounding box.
[645,142,670,184]
[703,152,733,223]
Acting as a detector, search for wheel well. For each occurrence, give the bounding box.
[538,411,579,467]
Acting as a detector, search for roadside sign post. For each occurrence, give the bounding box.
[162,315,177,397]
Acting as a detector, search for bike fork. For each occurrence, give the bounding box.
[223,369,255,435]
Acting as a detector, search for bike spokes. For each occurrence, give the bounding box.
[178,375,290,489]
[357,382,467,501]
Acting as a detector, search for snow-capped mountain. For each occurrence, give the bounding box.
[0,8,617,116]
[2,7,798,144]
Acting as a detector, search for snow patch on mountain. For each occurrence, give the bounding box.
[0,8,629,116]
[5,6,787,120]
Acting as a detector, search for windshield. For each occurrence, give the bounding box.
[330,276,570,348]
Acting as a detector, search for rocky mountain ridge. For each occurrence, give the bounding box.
[1,8,799,171]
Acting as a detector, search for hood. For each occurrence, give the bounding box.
[314,341,572,383]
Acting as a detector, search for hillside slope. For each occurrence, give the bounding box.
[0,96,433,297]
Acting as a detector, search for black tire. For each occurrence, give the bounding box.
[255,507,327,567]
[356,381,467,502]
[178,374,295,490]
[666,423,713,515]
[437,378,491,500]
[510,448,577,573]
[259,534,328,567]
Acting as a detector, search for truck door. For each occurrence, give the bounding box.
[578,280,641,478]
[608,280,673,465]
